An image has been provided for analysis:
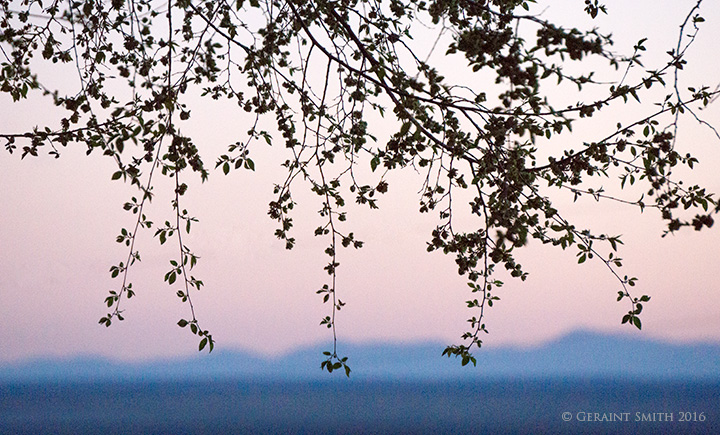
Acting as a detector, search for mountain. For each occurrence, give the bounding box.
[1,330,718,383]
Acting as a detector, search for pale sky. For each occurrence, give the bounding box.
[1,0,719,363]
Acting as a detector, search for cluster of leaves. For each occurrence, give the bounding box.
[1,0,718,374]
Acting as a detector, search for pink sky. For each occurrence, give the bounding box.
[1,0,719,362]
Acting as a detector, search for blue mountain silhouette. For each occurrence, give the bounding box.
[1,330,718,382]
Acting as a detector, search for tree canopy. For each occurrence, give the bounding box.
[1,0,718,375]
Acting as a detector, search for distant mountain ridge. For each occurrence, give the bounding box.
[1,330,718,382]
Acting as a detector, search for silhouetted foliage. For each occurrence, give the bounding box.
[2,0,718,374]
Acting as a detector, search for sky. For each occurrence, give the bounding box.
[1,0,719,363]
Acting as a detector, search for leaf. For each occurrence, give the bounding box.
[632,316,642,330]
[370,156,379,172]
[177,319,188,327]
[199,337,208,351]
[111,171,123,180]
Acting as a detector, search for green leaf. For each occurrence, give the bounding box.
[370,156,379,172]
[199,337,208,351]
[111,171,123,180]
[632,316,642,330]
[177,319,188,327]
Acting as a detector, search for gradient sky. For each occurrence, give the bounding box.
[1,0,719,363]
